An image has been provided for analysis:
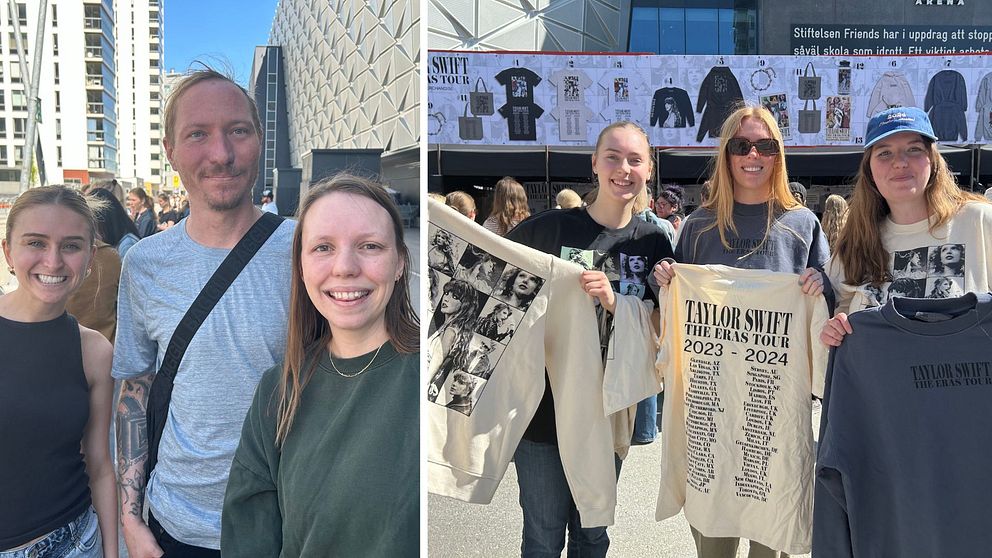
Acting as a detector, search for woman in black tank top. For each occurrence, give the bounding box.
[0,186,117,557]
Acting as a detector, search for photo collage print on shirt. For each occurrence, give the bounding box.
[426,225,547,416]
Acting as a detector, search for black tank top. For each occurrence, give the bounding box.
[0,312,91,549]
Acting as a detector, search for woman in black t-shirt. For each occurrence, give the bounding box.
[504,121,673,557]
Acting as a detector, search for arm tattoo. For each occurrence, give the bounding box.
[117,375,152,519]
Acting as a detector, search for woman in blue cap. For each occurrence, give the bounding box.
[821,106,992,345]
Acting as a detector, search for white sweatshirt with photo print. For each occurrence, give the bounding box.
[427,201,659,528]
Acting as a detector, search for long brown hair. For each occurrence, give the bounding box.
[820,194,848,252]
[699,104,799,253]
[275,173,419,447]
[487,177,530,234]
[834,139,988,286]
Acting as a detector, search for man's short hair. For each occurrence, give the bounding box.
[163,67,263,146]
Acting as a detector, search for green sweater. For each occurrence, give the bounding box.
[222,342,419,557]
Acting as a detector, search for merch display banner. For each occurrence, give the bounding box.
[428,50,992,148]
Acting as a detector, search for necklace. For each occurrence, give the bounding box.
[326,342,385,378]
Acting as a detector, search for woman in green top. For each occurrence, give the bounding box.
[222,174,420,557]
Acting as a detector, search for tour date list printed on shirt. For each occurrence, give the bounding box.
[680,300,794,502]
[656,264,828,555]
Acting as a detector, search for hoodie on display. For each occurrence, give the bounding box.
[975,72,992,142]
[696,67,744,142]
[924,70,967,142]
[866,71,916,117]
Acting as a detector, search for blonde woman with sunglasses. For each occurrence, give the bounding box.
[653,105,828,558]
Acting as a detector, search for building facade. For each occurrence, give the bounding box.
[114,0,165,190]
[0,0,163,196]
[266,0,420,201]
[428,0,992,210]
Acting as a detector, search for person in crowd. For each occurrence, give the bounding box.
[820,107,992,346]
[88,188,141,261]
[445,190,477,220]
[820,194,849,253]
[788,182,808,206]
[113,68,295,557]
[656,185,684,220]
[156,193,181,231]
[667,210,685,232]
[556,188,582,209]
[483,176,530,236]
[260,189,278,214]
[222,174,419,556]
[126,188,157,238]
[504,121,674,557]
[66,234,122,344]
[0,186,117,557]
[632,186,676,249]
[654,105,828,558]
[178,194,190,219]
[476,302,515,342]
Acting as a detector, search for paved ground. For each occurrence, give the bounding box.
[429,400,820,558]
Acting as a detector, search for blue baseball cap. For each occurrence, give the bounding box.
[864,107,937,149]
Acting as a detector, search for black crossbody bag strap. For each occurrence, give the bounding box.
[145,212,284,483]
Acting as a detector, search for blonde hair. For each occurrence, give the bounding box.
[699,104,799,252]
[487,177,530,235]
[163,67,261,146]
[6,185,103,246]
[445,191,476,218]
[275,173,419,447]
[556,188,582,209]
[820,194,849,252]
[834,140,989,287]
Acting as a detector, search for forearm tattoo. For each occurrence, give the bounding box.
[117,375,151,519]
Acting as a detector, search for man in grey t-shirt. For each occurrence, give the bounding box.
[113,69,294,557]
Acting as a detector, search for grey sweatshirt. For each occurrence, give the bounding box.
[813,293,992,557]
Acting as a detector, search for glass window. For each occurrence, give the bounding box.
[629,7,659,54]
[627,1,757,55]
[685,9,717,54]
[659,8,686,55]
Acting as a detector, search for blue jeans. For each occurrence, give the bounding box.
[514,438,621,558]
[0,506,102,558]
[632,394,658,444]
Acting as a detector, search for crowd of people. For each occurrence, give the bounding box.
[1,68,419,557]
[433,103,992,556]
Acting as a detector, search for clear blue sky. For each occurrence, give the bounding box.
[162,0,280,87]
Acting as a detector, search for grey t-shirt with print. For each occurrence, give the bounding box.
[675,201,829,273]
[113,217,294,549]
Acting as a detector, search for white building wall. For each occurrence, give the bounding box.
[116,0,163,189]
[428,0,622,52]
[269,0,420,166]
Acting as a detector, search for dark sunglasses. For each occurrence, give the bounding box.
[726,137,780,156]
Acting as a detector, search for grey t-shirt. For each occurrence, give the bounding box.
[113,217,294,549]
[675,202,829,273]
